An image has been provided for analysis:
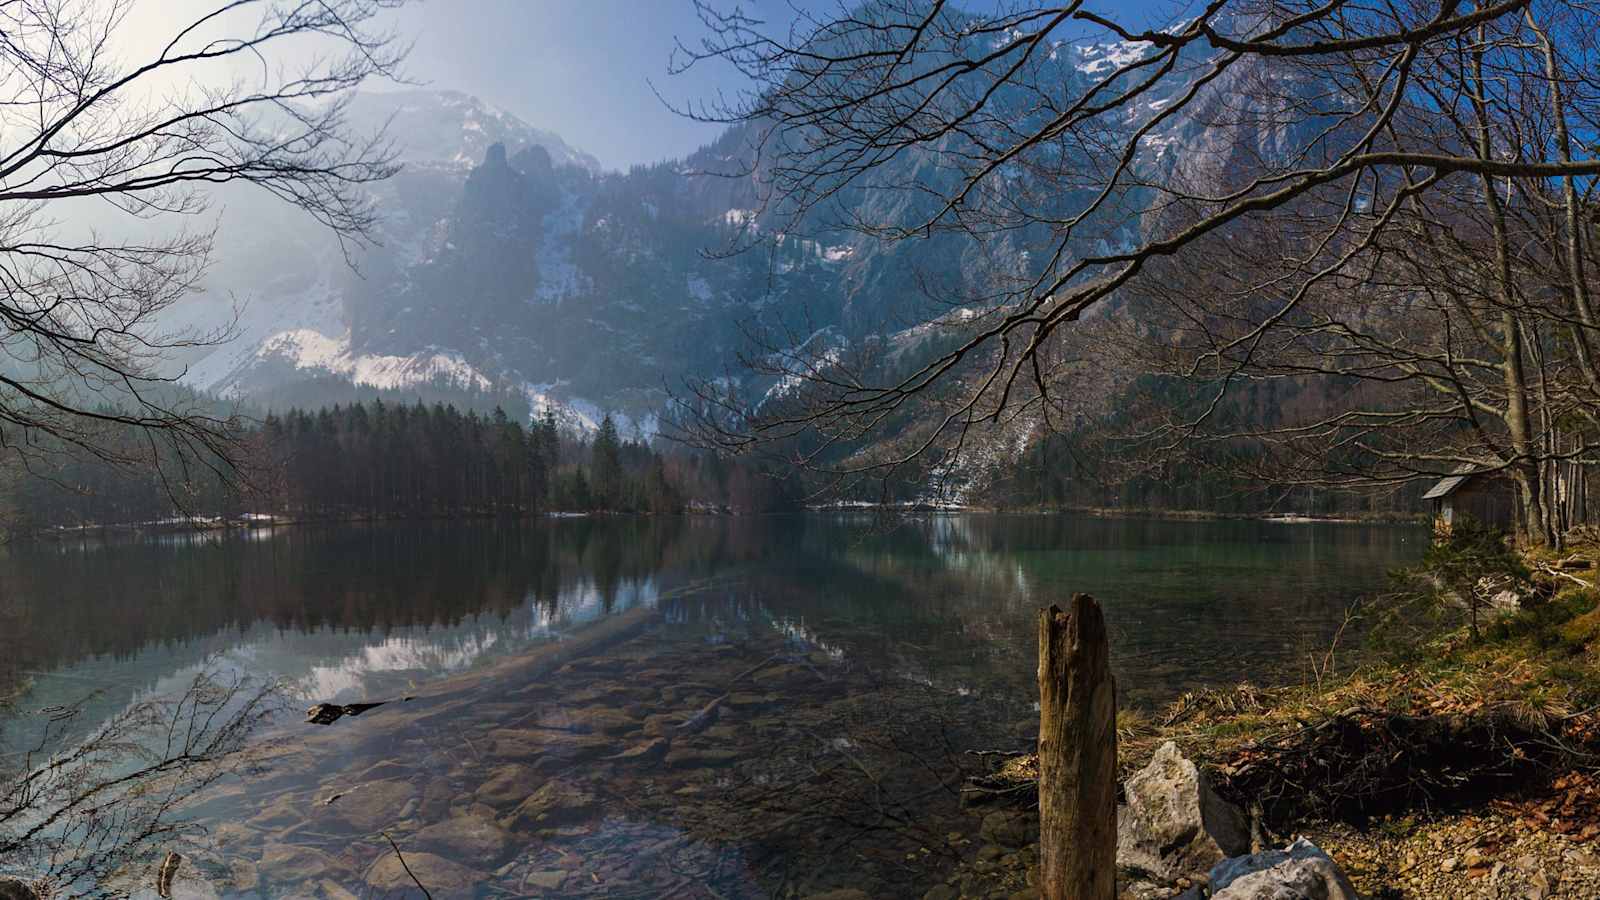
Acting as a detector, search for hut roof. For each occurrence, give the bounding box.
[1422,474,1469,500]
[1423,463,1491,500]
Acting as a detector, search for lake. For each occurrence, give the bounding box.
[0,514,1422,898]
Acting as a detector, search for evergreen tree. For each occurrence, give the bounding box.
[591,414,623,510]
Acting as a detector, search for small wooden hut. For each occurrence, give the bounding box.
[1424,469,1515,536]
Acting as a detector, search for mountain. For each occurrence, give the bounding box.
[164,26,1324,483]
[343,89,603,175]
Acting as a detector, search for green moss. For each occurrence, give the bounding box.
[1560,605,1600,645]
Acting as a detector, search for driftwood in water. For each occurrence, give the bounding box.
[305,700,399,726]
[1037,594,1117,900]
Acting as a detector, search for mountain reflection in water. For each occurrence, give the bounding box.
[0,515,1421,897]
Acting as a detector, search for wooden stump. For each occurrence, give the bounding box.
[1037,593,1117,900]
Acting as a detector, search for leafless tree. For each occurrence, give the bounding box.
[0,0,408,491]
[676,0,1600,542]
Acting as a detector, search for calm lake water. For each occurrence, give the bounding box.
[0,515,1422,898]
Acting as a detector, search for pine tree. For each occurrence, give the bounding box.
[592,414,623,510]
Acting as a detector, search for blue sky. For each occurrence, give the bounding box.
[390,0,1191,170]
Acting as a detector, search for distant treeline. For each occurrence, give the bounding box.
[0,400,804,534]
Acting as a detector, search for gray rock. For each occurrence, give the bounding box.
[1117,742,1251,884]
[1208,838,1361,900]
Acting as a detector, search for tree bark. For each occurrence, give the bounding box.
[1037,594,1118,900]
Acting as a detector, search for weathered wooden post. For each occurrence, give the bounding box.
[1037,593,1117,899]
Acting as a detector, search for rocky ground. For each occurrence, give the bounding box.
[924,725,1600,900]
[1308,811,1600,899]
[924,805,1600,900]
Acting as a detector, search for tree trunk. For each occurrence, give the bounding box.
[1470,33,1550,548]
[1037,594,1117,900]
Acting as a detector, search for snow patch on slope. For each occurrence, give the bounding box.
[259,329,494,391]
[350,90,603,173]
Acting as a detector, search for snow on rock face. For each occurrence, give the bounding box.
[257,328,494,392]
[523,383,658,440]
[534,187,589,304]
[686,274,714,303]
[722,209,759,229]
[1075,41,1155,76]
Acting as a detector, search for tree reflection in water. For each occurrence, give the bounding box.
[0,665,288,897]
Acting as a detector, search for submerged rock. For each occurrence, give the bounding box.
[486,727,612,763]
[259,844,345,882]
[323,779,417,832]
[1207,838,1361,900]
[503,779,598,832]
[420,776,459,819]
[476,764,538,808]
[524,870,570,891]
[412,812,512,864]
[318,880,362,900]
[569,706,642,736]
[663,746,742,768]
[365,850,483,899]
[980,810,1038,849]
[246,794,303,829]
[604,737,670,762]
[642,713,688,737]
[1117,742,1251,885]
[724,691,777,710]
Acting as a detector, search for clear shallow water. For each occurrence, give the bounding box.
[0,515,1422,898]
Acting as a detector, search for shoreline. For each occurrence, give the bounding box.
[7,505,1428,545]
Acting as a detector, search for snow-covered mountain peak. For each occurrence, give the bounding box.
[347,89,603,173]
